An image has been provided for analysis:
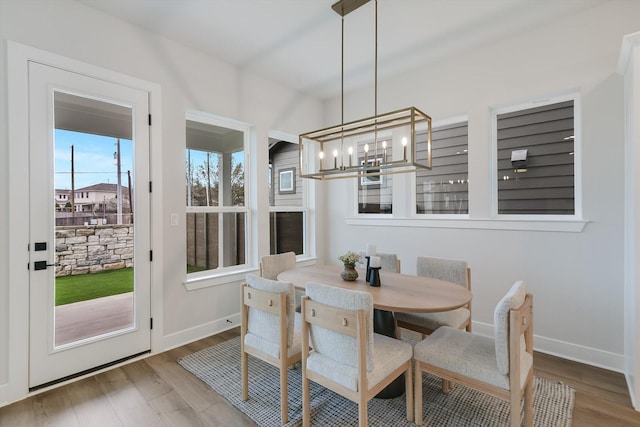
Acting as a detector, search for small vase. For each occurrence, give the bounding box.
[340,264,358,281]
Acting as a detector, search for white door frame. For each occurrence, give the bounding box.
[5,41,163,404]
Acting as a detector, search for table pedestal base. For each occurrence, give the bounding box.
[373,308,405,399]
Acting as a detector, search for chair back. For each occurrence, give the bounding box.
[244,274,296,348]
[358,251,401,273]
[260,251,296,280]
[493,280,529,375]
[379,253,400,273]
[416,256,468,288]
[304,282,374,370]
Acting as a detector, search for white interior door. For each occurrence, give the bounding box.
[28,61,151,389]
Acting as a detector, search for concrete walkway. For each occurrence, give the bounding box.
[54,292,134,346]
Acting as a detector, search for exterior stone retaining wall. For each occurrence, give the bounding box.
[55,225,134,276]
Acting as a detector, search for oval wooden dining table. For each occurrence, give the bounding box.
[277,264,472,398]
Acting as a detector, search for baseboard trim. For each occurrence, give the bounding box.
[625,372,640,411]
[472,321,624,373]
[162,313,241,352]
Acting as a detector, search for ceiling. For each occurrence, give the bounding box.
[78,0,605,100]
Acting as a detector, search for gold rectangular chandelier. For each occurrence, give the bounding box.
[299,0,432,180]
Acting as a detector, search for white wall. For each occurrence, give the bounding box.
[322,0,640,370]
[0,0,322,405]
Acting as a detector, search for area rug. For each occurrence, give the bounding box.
[178,336,574,426]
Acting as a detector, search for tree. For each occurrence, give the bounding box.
[231,160,244,206]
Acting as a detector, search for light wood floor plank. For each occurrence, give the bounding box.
[148,391,209,427]
[31,387,81,427]
[198,400,257,427]
[120,358,173,402]
[64,377,123,426]
[145,348,223,414]
[0,398,37,427]
[94,368,166,427]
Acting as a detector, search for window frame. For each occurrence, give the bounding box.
[267,131,310,258]
[415,115,470,218]
[490,93,583,220]
[184,110,252,282]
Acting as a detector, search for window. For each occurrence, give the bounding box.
[185,113,249,275]
[495,97,576,215]
[416,121,469,214]
[357,134,393,214]
[269,138,306,255]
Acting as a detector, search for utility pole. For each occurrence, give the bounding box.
[116,138,122,224]
[71,144,76,219]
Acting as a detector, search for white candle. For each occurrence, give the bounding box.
[333,149,338,169]
[370,256,381,268]
[402,137,408,161]
[382,140,387,163]
[319,151,324,170]
[348,146,353,167]
[364,144,369,165]
[366,244,376,256]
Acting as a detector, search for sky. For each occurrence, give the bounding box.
[55,129,133,190]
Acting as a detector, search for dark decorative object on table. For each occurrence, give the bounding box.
[369,267,381,287]
[365,255,371,281]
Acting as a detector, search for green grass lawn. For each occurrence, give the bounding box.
[187,264,207,273]
[55,268,134,306]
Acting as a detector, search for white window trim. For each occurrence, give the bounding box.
[490,92,583,221]
[183,110,253,285]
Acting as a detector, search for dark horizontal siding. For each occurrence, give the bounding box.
[497,100,574,215]
[417,122,468,214]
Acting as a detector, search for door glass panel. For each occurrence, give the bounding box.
[53,92,135,347]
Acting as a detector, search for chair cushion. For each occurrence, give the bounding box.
[416,256,468,287]
[306,333,412,392]
[245,274,296,348]
[305,282,374,371]
[494,281,527,375]
[395,307,470,330]
[414,326,532,390]
[245,312,302,359]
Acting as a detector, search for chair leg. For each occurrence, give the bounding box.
[280,364,288,424]
[358,398,368,427]
[241,350,248,401]
[442,379,452,393]
[302,375,310,427]
[524,377,534,427]
[405,362,414,422]
[414,362,423,425]
[510,387,522,427]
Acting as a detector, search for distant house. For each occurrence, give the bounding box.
[55,183,130,214]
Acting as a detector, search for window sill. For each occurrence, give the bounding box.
[184,267,256,291]
[183,256,319,291]
[345,216,588,233]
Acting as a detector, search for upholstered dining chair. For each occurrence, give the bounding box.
[300,282,413,427]
[241,274,302,425]
[413,281,534,427]
[260,251,303,312]
[395,256,471,337]
[358,251,401,273]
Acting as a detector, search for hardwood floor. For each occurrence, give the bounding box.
[1,327,638,426]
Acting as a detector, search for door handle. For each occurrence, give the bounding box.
[33,261,59,271]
